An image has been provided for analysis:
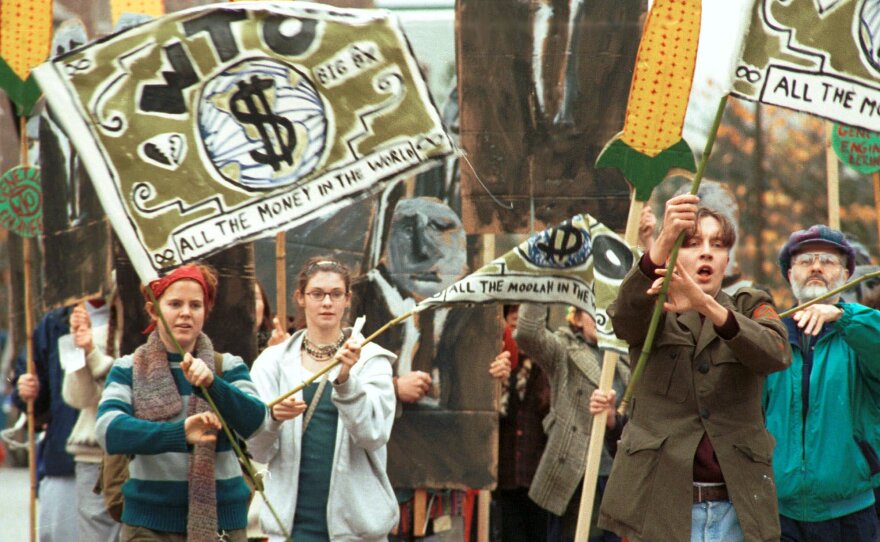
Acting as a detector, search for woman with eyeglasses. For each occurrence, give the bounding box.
[247,256,399,542]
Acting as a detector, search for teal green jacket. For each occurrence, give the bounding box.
[763,303,880,522]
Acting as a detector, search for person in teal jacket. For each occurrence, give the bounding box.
[764,225,880,542]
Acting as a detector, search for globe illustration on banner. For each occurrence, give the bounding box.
[859,0,880,75]
[520,216,592,269]
[198,58,329,190]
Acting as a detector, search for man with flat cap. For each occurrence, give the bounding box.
[765,225,880,542]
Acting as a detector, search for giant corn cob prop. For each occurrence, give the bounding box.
[574,6,708,539]
[0,0,52,115]
[596,0,701,201]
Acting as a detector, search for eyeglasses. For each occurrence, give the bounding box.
[304,289,347,302]
[792,252,843,268]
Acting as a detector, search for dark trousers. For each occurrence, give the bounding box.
[546,477,620,542]
[493,487,548,542]
[780,505,879,542]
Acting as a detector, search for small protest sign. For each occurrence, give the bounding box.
[0,166,42,238]
[832,123,880,173]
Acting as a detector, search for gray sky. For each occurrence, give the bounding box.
[685,0,756,146]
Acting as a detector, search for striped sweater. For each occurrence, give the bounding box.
[95,352,267,533]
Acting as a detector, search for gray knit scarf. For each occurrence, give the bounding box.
[133,331,217,541]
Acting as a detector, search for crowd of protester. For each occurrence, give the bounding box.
[6,194,880,542]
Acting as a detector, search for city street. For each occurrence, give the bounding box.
[0,467,31,540]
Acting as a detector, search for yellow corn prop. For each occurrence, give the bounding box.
[110,0,165,27]
[0,0,52,82]
[596,0,702,201]
[622,0,701,156]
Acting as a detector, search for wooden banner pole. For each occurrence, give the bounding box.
[275,232,287,330]
[19,114,37,542]
[413,488,428,537]
[825,122,841,230]
[23,237,36,542]
[573,194,643,542]
[478,233,496,542]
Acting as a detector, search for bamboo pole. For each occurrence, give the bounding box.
[20,114,37,542]
[779,269,880,318]
[145,288,291,541]
[826,122,840,230]
[268,308,421,408]
[573,195,643,542]
[617,94,727,415]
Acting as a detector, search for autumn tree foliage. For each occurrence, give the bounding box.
[654,98,878,308]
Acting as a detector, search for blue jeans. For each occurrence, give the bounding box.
[691,501,744,542]
[780,506,879,542]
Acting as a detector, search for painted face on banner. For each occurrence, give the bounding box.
[387,198,466,301]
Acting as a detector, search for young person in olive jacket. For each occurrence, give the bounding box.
[598,194,791,542]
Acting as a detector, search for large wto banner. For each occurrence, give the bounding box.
[419,214,636,353]
[733,0,880,131]
[34,2,451,281]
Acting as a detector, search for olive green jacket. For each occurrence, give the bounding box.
[598,263,790,542]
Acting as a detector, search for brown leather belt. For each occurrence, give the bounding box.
[693,484,729,503]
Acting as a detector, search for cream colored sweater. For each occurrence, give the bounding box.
[62,318,116,463]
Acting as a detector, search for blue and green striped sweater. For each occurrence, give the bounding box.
[96,352,266,533]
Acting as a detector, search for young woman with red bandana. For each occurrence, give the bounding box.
[95,263,267,542]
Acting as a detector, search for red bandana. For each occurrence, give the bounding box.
[143,265,212,334]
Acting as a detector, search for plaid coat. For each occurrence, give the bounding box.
[514,303,629,515]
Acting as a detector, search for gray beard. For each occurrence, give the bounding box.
[792,276,845,304]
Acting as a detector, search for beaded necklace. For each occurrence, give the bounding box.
[302,332,345,361]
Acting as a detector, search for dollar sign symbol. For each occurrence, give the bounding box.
[231,76,296,172]
[537,224,584,265]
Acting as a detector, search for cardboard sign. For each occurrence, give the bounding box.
[832,122,880,173]
[0,166,42,238]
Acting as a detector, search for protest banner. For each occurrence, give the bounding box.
[34,2,451,282]
[420,213,635,354]
[734,0,880,132]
